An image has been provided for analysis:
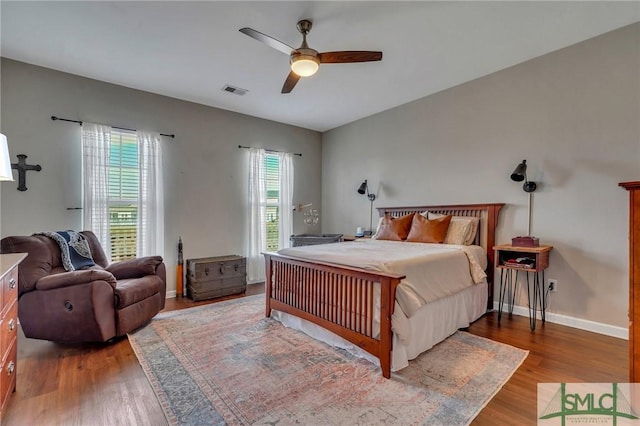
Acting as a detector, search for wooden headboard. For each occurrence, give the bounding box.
[377,203,505,307]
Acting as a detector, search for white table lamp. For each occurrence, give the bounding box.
[0,134,14,181]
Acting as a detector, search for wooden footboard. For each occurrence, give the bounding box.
[264,253,405,378]
[264,203,503,379]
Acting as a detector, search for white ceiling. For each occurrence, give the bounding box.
[1,1,639,132]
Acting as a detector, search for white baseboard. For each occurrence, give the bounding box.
[492,302,628,340]
[166,290,177,298]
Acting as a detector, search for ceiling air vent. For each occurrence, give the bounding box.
[222,85,248,96]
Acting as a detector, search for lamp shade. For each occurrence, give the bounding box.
[291,55,320,77]
[357,180,368,195]
[0,134,14,181]
[510,159,537,193]
[510,160,527,182]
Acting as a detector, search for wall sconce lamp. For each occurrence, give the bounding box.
[510,160,537,237]
[510,160,536,193]
[357,180,376,235]
[0,134,14,182]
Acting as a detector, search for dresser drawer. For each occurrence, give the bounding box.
[0,301,17,363]
[0,255,25,422]
[1,267,17,317]
[0,339,16,412]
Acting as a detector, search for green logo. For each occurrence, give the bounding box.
[539,383,639,425]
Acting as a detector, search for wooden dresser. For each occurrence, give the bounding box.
[0,253,26,420]
[620,181,640,382]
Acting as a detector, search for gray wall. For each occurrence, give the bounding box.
[322,23,640,331]
[0,58,322,292]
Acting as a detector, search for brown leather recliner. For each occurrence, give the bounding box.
[0,231,166,343]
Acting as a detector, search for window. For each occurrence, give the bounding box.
[265,153,280,252]
[82,123,164,262]
[108,130,138,261]
[247,148,293,282]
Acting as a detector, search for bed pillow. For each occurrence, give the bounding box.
[427,212,480,245]
[406,213,452,243]
[373,213,414,241]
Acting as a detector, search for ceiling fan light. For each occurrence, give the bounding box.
[291,55,319,77]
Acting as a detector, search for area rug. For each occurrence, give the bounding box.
[129,295,527,425]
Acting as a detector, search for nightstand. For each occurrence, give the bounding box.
[342,235,371,241]
[493,244,553,330]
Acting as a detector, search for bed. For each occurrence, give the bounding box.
[263,203,504,378]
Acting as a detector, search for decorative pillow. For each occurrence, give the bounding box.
[373,213,415,241]
[35,230,96,271]
[406,214,452,243]
[426,213,480,245]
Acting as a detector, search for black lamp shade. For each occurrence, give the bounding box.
[510,160,537,193]
[511,160,527,182]
[357,180,368,195]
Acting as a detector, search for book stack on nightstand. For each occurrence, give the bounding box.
[503,257,535,269]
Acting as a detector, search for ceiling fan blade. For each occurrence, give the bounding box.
[319,51,383,64]
[239,27,296,56]
[281,71,301,94]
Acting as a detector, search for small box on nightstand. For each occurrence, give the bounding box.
[511,236,539,247]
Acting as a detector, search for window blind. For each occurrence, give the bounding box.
[108,130,139,260]
[109,130,138,201]
[265,154,280,251]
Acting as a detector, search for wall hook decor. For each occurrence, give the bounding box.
[11,154,42,191]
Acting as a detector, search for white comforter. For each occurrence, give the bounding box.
[277,239,487,319]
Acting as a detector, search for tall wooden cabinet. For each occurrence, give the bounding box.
[620,181,640,382]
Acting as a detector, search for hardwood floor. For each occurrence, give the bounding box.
[4,283,627,425]
[469,313,627,425]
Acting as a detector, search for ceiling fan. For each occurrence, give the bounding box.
[239,20,383,94]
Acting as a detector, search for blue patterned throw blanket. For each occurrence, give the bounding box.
[35,231,96,271]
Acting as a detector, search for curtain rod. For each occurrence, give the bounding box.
[51,116,175,138]
[238,145,302,157]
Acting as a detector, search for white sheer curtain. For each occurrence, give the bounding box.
[277,152,294,249]
[248,148,266,282]
[82,122,112,260]
[137,130,164,257]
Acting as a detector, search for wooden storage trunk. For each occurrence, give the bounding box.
[186,255,247,301]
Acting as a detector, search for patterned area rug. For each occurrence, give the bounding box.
[129,295,527,425]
